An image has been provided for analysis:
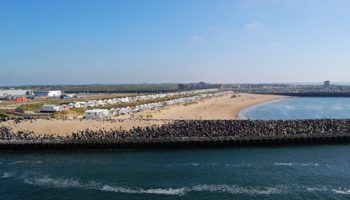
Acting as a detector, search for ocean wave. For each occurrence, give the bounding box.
[164,163,251,168]
[274,162,320,167]
[14,172,286,196]
[7,160,42,166]
[300,163,319,167]
[164,162,219,167]
[274,162,293,166]
[332,188,350,195]
[102,184,284,196]
[6,172,349,196]
[23,177,91,189]
[2,172,15,178]
[101,185,186,195]
[333,106,344,110]
[190,184,284,195]
[306,186,328,192]
[225,163,254,168]
[7,161,26,165]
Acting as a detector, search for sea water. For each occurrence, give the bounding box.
[2,97,350,200]
[239,97,350,120]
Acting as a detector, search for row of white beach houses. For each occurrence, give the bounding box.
[85,91,231,120]
[39,89,219,113]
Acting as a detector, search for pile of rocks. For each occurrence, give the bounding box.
[1,119,350,144]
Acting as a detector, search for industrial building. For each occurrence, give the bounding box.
[178,82,223,90]
[324,80,330,88]
[35,90,62,98]
[0,89,34,100]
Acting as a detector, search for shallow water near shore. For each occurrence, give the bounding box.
[2,97,350,199]
[240,97,350,120]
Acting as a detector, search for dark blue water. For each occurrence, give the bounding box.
[2,147,350,200]
[240,97,350,120]
[2,97,350,199]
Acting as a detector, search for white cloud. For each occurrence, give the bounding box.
[244,21,263,30]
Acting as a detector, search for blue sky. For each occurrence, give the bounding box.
[1,0,350,86]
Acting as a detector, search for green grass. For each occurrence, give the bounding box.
[183,101,198,106]
[16,103,44,112]
[52,107,86,119]
[0,110,8,118]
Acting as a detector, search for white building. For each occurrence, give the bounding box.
[0,89,33,99]
[35,90,62,98]
[40,104,61,112]
[85,109,110,120]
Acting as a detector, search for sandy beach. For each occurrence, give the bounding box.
[136,93,286,120]
[1,93,287,136]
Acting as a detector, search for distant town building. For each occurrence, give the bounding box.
[0,89,33,100]
[60,94,77,99]
[324,80,330,88]
[178,82,223,90]
[35,90,62,98]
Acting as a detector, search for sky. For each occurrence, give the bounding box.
[1,0,350,86]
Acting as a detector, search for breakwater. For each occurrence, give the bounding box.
[1,119,350,150]
[262,92,350,97]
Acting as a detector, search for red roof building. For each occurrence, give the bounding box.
[15,97,28,102]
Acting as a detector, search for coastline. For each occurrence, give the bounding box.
[1,93,287,136]
[237,97,292,120]
[136,93,288,121]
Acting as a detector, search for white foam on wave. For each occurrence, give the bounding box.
[166,162,252,168]
[6,170,350,196]
[306,186,328,192]
[301,163,319,167]
[190,184,284,195]
[274,162,320,167]
[101,184,284,196]
[101,185,186,195]
[19,173,285,196]
[22,175,186,196]
[7,160,42,166]
[24,177,81,188]
[274,162,293,166]
[332,188,350,195]
[333,106,343,110]
[165,162,219,167]
[2,172,15,178]
[7,170,349,197]
[225,163,254,168]
[7,161,26,165]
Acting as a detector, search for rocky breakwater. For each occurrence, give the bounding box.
[1,119,350,149]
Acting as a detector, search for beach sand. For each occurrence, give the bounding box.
[1,93,287,136]
[136,93,286,120]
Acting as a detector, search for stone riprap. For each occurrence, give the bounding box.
[1,119,350,149]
